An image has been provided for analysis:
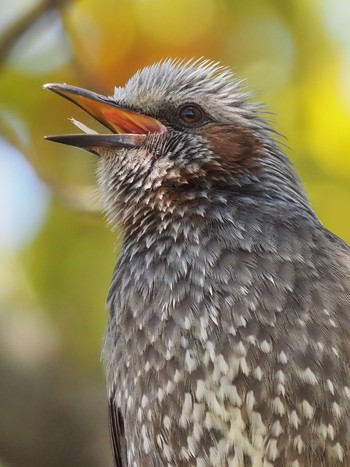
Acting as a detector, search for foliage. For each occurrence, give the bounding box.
[0,0,349,465]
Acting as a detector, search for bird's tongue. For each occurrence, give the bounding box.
[43,83,165,135]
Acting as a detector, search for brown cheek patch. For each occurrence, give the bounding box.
[122,124,265,232]
[200,124,264,178]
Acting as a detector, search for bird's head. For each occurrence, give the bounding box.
[45,59,309,232]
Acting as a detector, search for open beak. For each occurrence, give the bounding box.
[43,83,166,155]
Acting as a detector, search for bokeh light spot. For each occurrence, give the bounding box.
[0,139,51,255]
[8,11,71,74]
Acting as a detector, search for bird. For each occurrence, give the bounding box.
[44,58,350,467]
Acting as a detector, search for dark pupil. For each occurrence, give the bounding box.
[183,107,196,120]
[178,105,203,125]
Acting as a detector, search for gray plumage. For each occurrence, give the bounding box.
[46,59,350,466]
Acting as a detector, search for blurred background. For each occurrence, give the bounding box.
[0,0,350,465]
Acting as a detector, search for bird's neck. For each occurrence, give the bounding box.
[119,186,318,264]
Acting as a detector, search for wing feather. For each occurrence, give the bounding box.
[108,397,127,467]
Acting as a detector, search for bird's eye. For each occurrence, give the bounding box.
[177,104,204,126]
